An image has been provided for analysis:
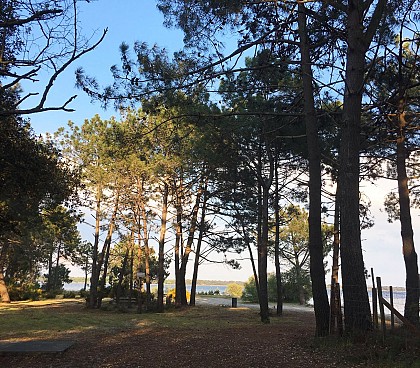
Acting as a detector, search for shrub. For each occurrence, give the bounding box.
[241,277,259,302]
[62,290,78,298]
[7,283,43,301]
[226,283,244,298]
[166,288,190,302]
[241,272,312,304]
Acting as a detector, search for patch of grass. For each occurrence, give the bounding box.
[0,299,297,342]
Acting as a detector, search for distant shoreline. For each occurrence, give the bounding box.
[68,276,245,286]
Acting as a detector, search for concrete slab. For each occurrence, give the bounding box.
[0,340,74,353]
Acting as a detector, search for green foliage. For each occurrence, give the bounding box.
[6,282,43,301]
[241,276,259,303]
[61,290,78,299]
[241,272,312,304]
[43,264,72,292]
[226,283,244,298]
[282,268,312,304]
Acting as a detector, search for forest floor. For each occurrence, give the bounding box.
[0,298,419,368]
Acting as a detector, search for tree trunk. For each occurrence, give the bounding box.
[116,250,129,304]
[97,190,120,308]
[89,183,102,308]
[140,194,152,311]
[53,243,61,290]
[180,178,205,306]
[259,181,270,323]
[255,135,271,324]
[339,1,374,332]
[0,244,10,302]
[190,184,208,306]
[274,153,283,316]
[330,182,343,334]
[242,216,260,304]
[297,3,330,336]
[174,178,183,307]
[157,183,169,313]
[396,115,419,325]
[46,250,53,292]
[129,247,134,304]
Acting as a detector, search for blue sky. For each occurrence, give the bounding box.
[25,1,185,133]
[21,1,414,287]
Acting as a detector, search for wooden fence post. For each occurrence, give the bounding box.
[376,276,386,339]
[390,286,394,330]
[371,268,378,329]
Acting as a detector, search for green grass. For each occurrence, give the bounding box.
[0,299,281,341]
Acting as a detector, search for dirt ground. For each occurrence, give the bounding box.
[0,300,412,368]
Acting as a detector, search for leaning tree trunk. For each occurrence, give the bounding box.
[297,3,330,336]
[396,113,419,325]
[190,183,208,307]
[97,190,119,308]
[241,215,260,305]
[179,178,204,306]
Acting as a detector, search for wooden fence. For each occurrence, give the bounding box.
[374,273,420,338]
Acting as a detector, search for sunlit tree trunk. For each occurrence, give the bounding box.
[139,183,152,311]
[89,183,102,308]
[180,177,205,306]
[0,244,10,302]
[190,182,208,307]
[174,177,183,307]
[157,183,169,312]
[97,190,120,308]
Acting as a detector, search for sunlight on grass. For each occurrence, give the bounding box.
[0,299,297,341]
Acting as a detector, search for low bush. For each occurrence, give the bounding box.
[7,283,43,301]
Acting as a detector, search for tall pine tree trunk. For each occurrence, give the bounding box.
[190,183,208,306]
[396,111,419,325]
[89,183,102,308]
[330,182,343,334]
[180,178,205,306]
[157,183,169,313]
[140,195,152,311]
[97,190,119,308]
[339,4,371,332]
[174,178,183,307]
[274,155,283,315]
[297,3,329,336]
